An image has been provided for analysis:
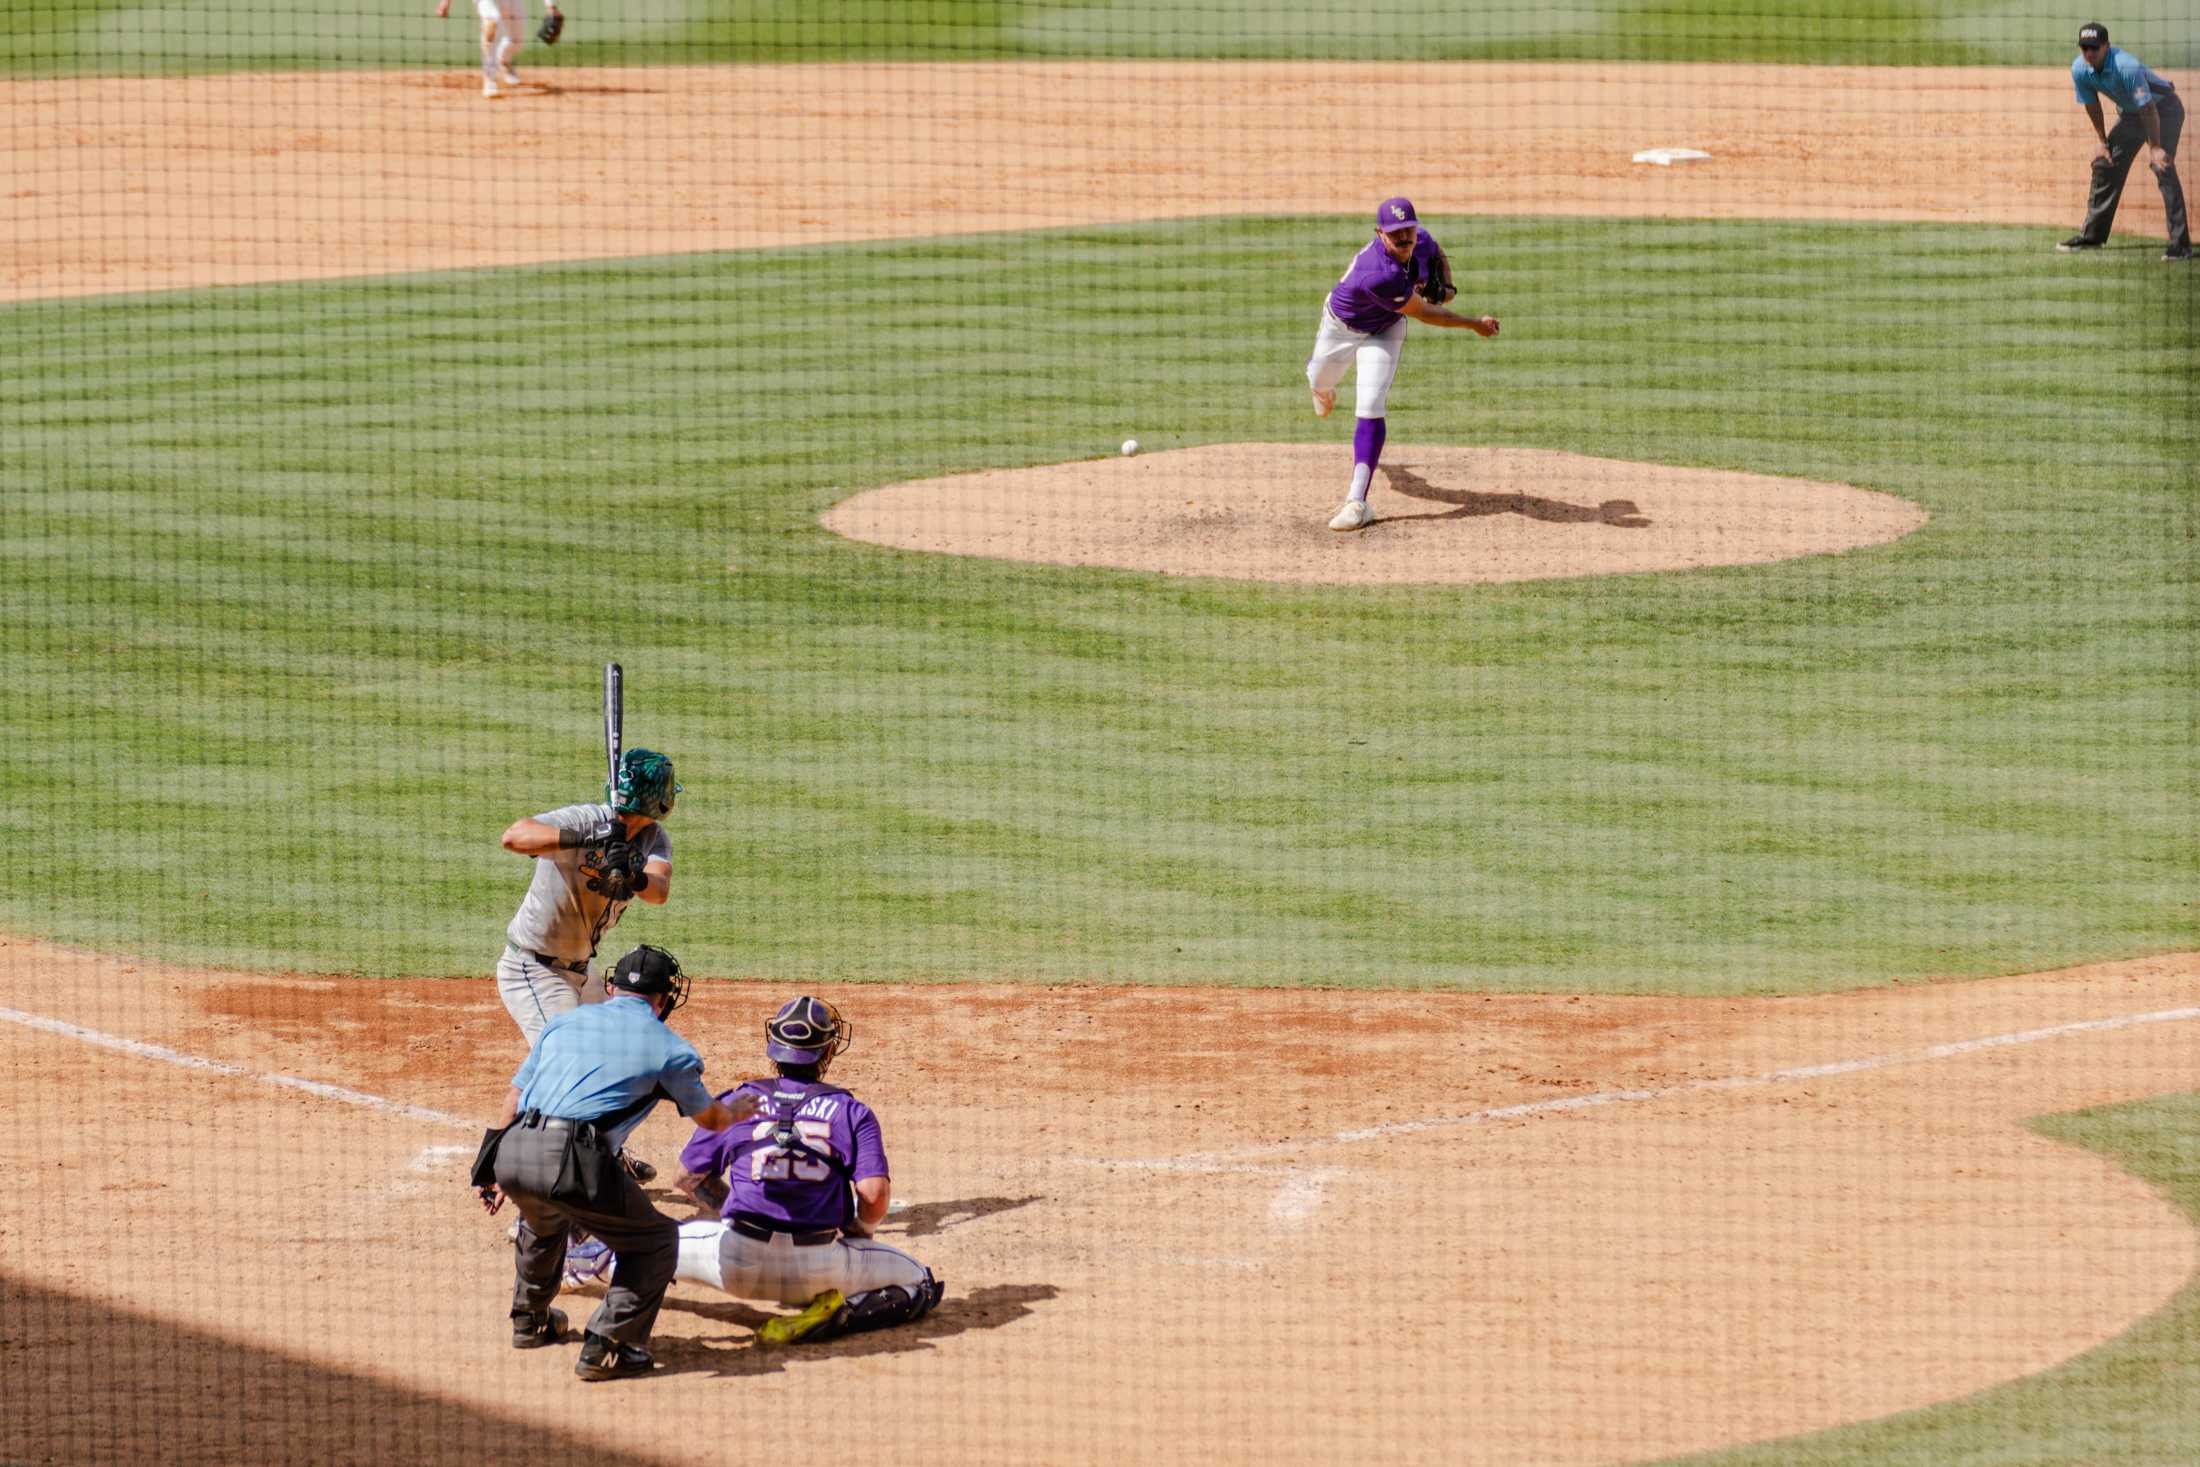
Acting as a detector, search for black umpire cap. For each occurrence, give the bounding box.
[2078,22,2108,48]
[607,944,690,1013]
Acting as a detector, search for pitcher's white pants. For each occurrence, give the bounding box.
[1306,304,1407,417]
[675,1219,932,1304]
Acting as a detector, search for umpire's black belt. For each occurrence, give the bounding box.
[730,1212,838,1247]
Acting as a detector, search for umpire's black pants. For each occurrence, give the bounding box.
[494,1120,678,1350]
[2077,91,2189,248]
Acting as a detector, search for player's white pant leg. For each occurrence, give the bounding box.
[1305,304,1359,397]
[713,1229,932,1304]
[495,948,595,1047]
[1351,317,1406,417]
[496,0,527,64]
[675,1220,731,1289]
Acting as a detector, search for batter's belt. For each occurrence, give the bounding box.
[509,942,589,976]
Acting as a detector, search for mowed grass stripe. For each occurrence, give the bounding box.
[1,214,2192,989]
[6,0,2197,76]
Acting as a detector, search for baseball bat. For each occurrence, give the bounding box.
[603,662,623,798]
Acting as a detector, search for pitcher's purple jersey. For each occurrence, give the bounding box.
[1327,231,1445,334]
[679,1078,887,1232]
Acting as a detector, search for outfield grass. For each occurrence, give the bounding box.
[1,214,2193,989]
[5,0,2196,77]
[1653,1090,2200,1467]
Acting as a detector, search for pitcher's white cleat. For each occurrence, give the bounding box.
[496,65,522,87]
[1328,499,1373,531]
[1310,386,1336,418]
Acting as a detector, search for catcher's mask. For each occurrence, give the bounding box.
[765,996,851,1070]
[608,944,690,1015]
[610,747,680,819]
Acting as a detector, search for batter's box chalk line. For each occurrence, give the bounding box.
[1632,147,1713,166]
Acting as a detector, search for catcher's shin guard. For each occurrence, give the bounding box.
[806,1274,944,1343]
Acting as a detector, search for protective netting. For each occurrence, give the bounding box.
[2,4,2196,1465]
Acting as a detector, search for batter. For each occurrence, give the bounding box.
[494,747,678,1049]
[1307,197,1501,530]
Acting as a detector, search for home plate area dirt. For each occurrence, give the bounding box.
[1,938,2195,1466]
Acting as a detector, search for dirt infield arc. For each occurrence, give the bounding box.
[2,935,2196,1466]
[0,60,2130,302]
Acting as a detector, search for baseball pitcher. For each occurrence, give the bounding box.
[670,996,944,1345]
[1306,197,1500,531]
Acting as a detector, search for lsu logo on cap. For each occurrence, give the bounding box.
[1390,204,1408,219]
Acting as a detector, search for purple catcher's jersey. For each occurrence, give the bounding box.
[1327,231,1444,334]
[679,1078,887,1232]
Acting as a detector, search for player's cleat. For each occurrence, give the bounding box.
[619,1150,657,1184]
[511,1307,567,1349]
[482,76,504,99]
[563,1237,612,1287]
[574,1333,656,1381]
[1310,386,1336,418]
[2165,242,2192,261]
[758,1289,848,1345]
[496,65,522,87]
[1328,498,1373,532]
[2056,234,2102,252]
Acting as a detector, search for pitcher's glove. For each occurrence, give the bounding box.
[1421,242,1456,305]
[537,7,564,44]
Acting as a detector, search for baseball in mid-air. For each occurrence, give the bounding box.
[1121,438,1140,456]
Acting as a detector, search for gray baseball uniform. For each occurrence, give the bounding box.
[497,802,672,1045]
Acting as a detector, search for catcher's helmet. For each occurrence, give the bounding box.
[610,747,680,818]
[607,944,690,1014]
[765,996,851,1067]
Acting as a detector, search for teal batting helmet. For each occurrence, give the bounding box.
[610,748,680,818]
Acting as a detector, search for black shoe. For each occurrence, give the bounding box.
[511,1307,567,1349]
[619,1150,657,1184]
[574,1333,656,1381]
[2167,242,2193,261]
[2057,234,2103,252]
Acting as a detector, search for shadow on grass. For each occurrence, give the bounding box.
[0,1271,649,1466]
[1381,461,1652,528]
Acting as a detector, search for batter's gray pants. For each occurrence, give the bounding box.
[494,1121,679,1350]
[2077,91,2188,249]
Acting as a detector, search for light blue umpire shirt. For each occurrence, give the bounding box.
[2072,47,2177,114]
[512,993,715,1152]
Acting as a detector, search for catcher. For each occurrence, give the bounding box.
[435,0,563,99]
[669,996,944,1345]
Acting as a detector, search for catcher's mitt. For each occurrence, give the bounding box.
[1421,242,1457,305]
[536,8,564,45]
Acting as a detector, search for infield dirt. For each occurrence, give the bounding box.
[0,61,2134,302]
[2,936,2196,1465]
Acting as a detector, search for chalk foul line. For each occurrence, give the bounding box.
[1078,1004,2200,1173]
[0,1005,476,1132]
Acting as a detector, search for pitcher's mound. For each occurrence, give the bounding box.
[822,443,1928,586]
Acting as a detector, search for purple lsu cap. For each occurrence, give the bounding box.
[1375,197,1420,234]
